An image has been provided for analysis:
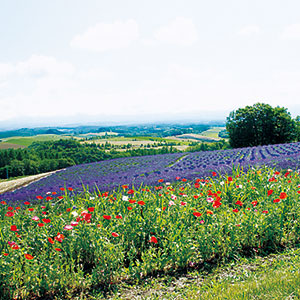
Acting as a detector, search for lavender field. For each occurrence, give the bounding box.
[2,142,300,204]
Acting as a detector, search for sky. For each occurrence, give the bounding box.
[1,0,300,129]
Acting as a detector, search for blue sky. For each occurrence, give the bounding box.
[1,0,300,128]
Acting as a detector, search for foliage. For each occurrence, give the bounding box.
[226,103,296,148]
[0,139,179,179]
[1,166,300,299]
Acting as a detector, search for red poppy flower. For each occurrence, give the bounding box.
[55,248,62,252]
[36,195,43,200]
[7,206,13,211]
[88,207,95,212]
[60,187,65,191]
[52,192,57,195]
[279,192,287,199]
[150,236,158,243]
[127,189,135,195]
[38,223,44,227]
[182,178,187,182]
[212,172,217,176]
[213,200,222,208]
[48,237,54,244]
[193,212,202,217]
[251,201,258,206]
[24,201,30,205]
[262,210,269,214]
[28,208,34,212]
[58,196,64,200]
[116,215,122,219]
[103,215,112,220]
[46,196,53,201]
[127,206,133,210]
[158,179,164,183]
[112,232,119,237]
[5,211,14,217]
[68,187,73,191]
[206,210,213,215]
[267,190,273,196]
[1,201,7,205]
[11,225,18,231]
[3,253,8,256]
[129,199,136,204]
[180,201,187,206]
[235,200,243,206]
[273,198,281,203]
[138,201,145,205]
[228,177,233,182]
[24,254,34,260]
[122,185,128,189]
[233,208,239,213]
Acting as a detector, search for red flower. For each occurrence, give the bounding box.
[24,201,30,205]
[58,196,64,200]
[206,210,213,215]
[10,225,18,231]
[55,248,62,251]
[68,187,73,191]
[112,232,119,237]
[38,223,44,227]
[182,178,187,182]
[213,200,222,208]
[176,176,180,180]
[1,201,7,205]
[279,192,287,199]
[66,208,71,212]
[235,200,243,206]
[127,189,135,195]
[180,201,187,206]
[233,208,239,213]
[129,199,136,204]
[262,210,269,214]
[150,236,158,243]
[227,177,233,182]
[122,185,128,189]
[212,172,217,176]
[5,211,14,217]
[116,215,123,219]
[88,207,95,212]
[8,206,13,211]
[48,237,54,244]
[158,179,164,183]
[60,187,65,191]
[3,253,8,256]
[127,206,133,210]
[24,254,34,260]
[251,201,258,207]
[193,212,202,217]
[46,196,53,201]
[138,201,145,205]
[267,190,273,196]
[36,195,43,200]
[28,208,34,212]
[273,198,281,203]
[103,215,112,220]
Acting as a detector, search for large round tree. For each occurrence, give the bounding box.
[226,103,296,148]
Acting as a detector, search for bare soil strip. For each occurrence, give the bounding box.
[0,171,57,194]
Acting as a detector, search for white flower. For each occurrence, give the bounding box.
[171,195,177,200]
[220,181,224,186]
[122,196,129,201]
[71,211,78,217]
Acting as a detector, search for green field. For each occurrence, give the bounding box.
[200,127,225,139]
[1,134,70,147]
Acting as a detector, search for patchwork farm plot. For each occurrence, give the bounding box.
[2,142,300,299]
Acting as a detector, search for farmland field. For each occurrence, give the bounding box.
[0,134,70,147]
[2,141,300,299]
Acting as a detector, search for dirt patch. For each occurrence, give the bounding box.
[0,171,57,194]
[0,142,26,149]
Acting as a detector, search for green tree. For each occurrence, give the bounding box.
[226,103,296,148]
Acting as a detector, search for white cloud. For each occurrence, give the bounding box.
[281,23,300,40]
[152,17,198,46]
[70,19,139,52]
[237,25,261,36]
[16,55,74,77]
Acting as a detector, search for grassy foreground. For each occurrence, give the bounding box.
[1,165,300,299]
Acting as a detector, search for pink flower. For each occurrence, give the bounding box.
[112,232,119,237]
[64,225,73,230]
[70,221,79,226]
[32,216,39,221]
[169,200,176,206]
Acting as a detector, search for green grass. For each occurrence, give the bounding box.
[3,134,70,147]
[2,166,300,299]
[200,127,225,139]
[110,247,300,299]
